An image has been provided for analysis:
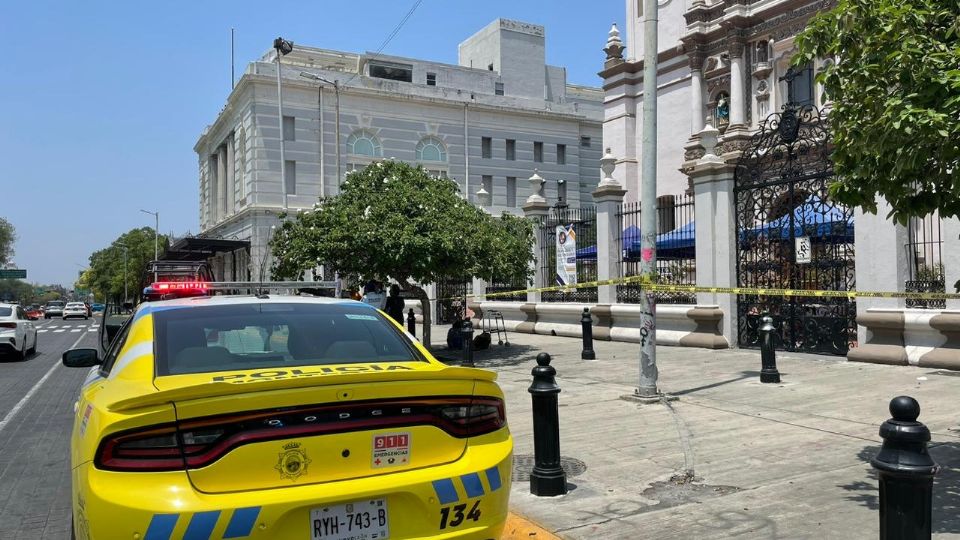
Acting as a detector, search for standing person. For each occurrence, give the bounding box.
[384,284,405,324]
[361,280,386,310]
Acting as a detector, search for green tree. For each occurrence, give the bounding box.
[0,217,15,267]
[794,0,960,224]
[85,227,169,303]
[270,160,535,347]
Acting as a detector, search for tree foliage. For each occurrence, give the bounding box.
[270,160,536,345]
[85,227,169,303]
[0,217,15,267]
[794,0,960,223]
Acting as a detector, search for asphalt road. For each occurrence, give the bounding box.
[0,317,99,540]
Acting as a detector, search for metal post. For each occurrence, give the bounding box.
[318,83,325,197]
[334,81,341,187]
[275,41,288,210]
[759,315,781,383]
[581,307,596,360]
[871,396,939,540]
[407,308,416,339]
[529,352,567,496]
[461,318,475,367]
[636,0,660,398]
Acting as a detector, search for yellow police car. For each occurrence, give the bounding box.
[63,295,512,539]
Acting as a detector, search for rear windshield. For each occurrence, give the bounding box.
[47,302,64,307]
[0,307,11,317]
[153,302,423,376]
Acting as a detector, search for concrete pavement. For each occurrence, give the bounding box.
[427,324,960,539]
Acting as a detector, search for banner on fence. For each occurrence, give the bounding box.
[555,224,577,286]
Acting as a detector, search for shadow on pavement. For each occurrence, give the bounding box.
[432,344,538,368]
[840,443,960,534]
[670,371,760,396]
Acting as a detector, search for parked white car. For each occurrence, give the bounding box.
[0,303,38,360]
[62,302,89,320]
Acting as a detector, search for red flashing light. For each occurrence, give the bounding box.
[151,282,209,292]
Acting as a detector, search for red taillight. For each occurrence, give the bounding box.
[95,396,506,472]
[0,323,16,329]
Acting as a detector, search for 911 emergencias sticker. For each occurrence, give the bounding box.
[372,432,410,468]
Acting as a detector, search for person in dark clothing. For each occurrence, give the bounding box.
[384,284,405,324]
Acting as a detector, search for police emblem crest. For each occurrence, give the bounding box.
[275,442,312,481]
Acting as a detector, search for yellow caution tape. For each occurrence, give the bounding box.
[458,275,960,301]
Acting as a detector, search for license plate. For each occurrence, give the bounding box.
[310,499,389,540]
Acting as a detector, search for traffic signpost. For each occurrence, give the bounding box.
[0,269,26,279]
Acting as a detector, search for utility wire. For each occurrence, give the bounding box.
[343,0,424,86]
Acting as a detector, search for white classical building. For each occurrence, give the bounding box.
[584,0,960,367]
[193,18,603,281]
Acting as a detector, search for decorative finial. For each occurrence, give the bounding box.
[476,185,491,207]
[599,148,621,188]
[604,23,625,63]
[697,124,723,164]
[526,169,547,205]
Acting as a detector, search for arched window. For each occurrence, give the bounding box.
[416,136,447,162]
[347,130,382,157]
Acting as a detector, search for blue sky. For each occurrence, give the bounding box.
[0,0,624,286]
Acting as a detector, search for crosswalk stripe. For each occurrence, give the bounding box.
[54,329,65,333]
[88,328,97,332]
[70,329,81,332]
[38,329,48,333]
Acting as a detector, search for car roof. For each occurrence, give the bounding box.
[136,294,363,312]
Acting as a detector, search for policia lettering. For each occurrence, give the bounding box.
[213,365,414,383]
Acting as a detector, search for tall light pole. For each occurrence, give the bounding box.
[140,209,159,282]
[637,0,661,398]
[117,243,128,303]
[300,71,342,194]
[274,37,294,210]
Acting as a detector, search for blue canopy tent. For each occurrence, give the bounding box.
[576,224,696,260]
[742,195,854,242]
[576,225,641,260]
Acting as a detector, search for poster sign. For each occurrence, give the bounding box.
[555,224,577,285]
[795,236,812,264]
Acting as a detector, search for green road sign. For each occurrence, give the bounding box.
[0,269,26,279]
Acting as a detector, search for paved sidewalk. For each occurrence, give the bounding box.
[424,325,960,539]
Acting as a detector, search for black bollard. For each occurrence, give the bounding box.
[759,315,781,383]
[407,308,416,338]
[871,396,939,540]
[461,318,475,367]
[529,352,567,496]
[581,307,596,360]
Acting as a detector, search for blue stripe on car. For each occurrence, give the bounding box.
[223,507,261,538]
[432,478,459,504]
[460,472,485,498]
[183,510,220,540]
[485,466,502,492]
[144,514,178,540]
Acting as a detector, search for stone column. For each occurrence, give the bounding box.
[523,170,550,304]
[217,145,228,220]
[689,125,737,346]
[208,154,219,223]
[939,218,960,310]
[689,53,705,135]
[854,199,910,343]
[593,149,626,304]
[226,134,236,215]
[728,39,746,129]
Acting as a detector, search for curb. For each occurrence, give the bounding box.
[502,512,561,540]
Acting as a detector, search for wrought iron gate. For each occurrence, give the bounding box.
[436,278,471,325]
[734,105,856,355]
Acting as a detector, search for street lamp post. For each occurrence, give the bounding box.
[140,209,159,282]
[300,71,341,191]
[117,243,128,303]
[274,37,294,211]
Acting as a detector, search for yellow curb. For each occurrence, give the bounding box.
[502,512,561,540]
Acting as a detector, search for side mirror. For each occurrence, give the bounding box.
[62,348,101,368]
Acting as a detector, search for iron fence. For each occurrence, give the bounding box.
[487,275,528,301]
[905,213,945,309]
[538,205,598,303]
[616,194,697,304]
[436,278,472,324]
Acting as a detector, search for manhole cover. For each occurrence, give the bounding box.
[512,454,587,482]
